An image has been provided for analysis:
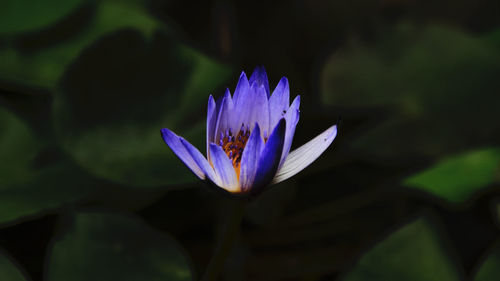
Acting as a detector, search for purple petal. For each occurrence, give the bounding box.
[279,95,300,168]
[234,82,270,134]
[232,71,249,107]
[252,118,286,193]
[215,90,235,144]
[239,124,264,191]
[161,128,211,180]
[207,95,217,157]
[209,144,239,192]
[215,88,230,116]
[268,77,290,130]
[249,66,270,97]
[273,124,337,184]
[179,137,220,186]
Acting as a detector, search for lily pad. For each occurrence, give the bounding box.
[0,0,161,89]
[0,162,97,226]
[53,28,231,188]
[0,0,83,36]
[0,249,29,281]
[0,106,96,226]
[321,24,500,159]
[47,211,193,281]
[0,107,39,187]
[341,217,461,281]
[474,241,500,281]
[405,147,500,204]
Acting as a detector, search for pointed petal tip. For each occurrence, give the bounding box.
[249,66,270,97]
[277,76,289,87]
[234,71,250,101]
[239,71,248,80]
[329,124,338,138]
[272,123,338,185]
[287,95,301,113]
[208,96,216,112]
[323,124,338,142]
[252,65,267,75]
[159,128,209,180]
[160,127,174,141]
[294,94,301,104]
[209,95,217,106]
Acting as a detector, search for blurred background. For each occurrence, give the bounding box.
[1,0,500,280]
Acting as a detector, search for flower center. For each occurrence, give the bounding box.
[218,124,250,178]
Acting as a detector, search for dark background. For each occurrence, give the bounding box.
[1,0,500,280]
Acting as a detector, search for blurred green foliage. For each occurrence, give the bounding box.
[0,0,161,89]
[47,211,193,281]
[474,241,500,281]
[342,217,461,281]
[0,249,28,281]
[0,0,82,36]
[0,107,38,187]
[321,24,500,159]
[405,147,500,204]
[0,0,499,280]
[0,106,96,224]
[53,29,230,187]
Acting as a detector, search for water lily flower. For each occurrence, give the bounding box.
[161,66,337,194]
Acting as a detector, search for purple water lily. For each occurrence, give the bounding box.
[161,67,337,194]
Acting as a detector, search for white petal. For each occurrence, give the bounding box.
[272,124,337,184]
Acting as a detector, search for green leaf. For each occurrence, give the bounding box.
[53,29,231,188]
[321,24,500,159]
[0,249,29,281]
[0,106,96,225]
[474,241,500,281]
[0,162,97,225]
[0,0,161,89]
[47,211,194,281]
[0,0,83,35]
[404,147,500,204]
[341,217,461,281]
[0,107,39,187]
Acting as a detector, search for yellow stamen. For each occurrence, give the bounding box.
[220,126,250,179]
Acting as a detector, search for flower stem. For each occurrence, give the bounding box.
[201,200,246,281]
